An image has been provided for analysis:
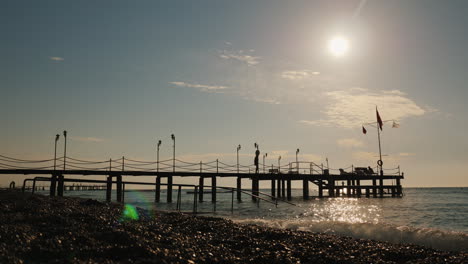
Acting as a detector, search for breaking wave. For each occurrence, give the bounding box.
[233,218,468,252]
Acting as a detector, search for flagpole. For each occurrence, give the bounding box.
[376,107,383,176]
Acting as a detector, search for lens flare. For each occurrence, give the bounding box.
[121,204,139,221]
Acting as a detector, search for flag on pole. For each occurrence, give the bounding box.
[362,126,367,134]
[376,107,383,130]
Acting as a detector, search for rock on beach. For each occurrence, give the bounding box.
[0,190,466,263]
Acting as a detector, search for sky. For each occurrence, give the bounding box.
[2,0,468,187]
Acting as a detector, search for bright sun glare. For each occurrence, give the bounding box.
[328,36,350,57]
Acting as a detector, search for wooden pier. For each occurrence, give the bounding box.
[1,155,404,203]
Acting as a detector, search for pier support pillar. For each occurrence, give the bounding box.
[116,175,123,202]
[372,178,377,198]
[318,179,323,198]
[396,178,402,196]
[287,180,292,200]
[271,179,276,197]
[106,177,112,202]
[251,178,259,201]
[236,177,242,201]
[199,177,204,202]
[277,179,281,198]
[379,177,384,198]
[356,180,361,197]
[167,175,173,203]
[347,179,351,197]
[328,179,335,197]
[211,175,217,203]
[57,174,64,197]
[50,174,57,197]
[365,187,370,198]
[155,176,161,202]
[302,178,309,200]
[281,179,286,197]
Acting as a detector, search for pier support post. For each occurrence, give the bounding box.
[328,179,335,197]
[252,178,259,201]
[167,175,173,203]
[379,176,384,198]
[237,177,242,201]
[271,179,276,197]
[211,176,217,203]
[57,174,64,197]
[356,180,361,197]
[277,178,281,198]
[106,176,112,202]
[396,178,402,196]
[372,178,377,198]
[347,179,351,197]
[318,179,323,198]
[116,175,122,202]
[302,178,309,200]
[281,179,286,197]
[287,180,292,200]
[199,177,204,202]
[155,176,161,202]
[50,174,57,197]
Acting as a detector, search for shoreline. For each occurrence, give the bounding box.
[0,190,466,263]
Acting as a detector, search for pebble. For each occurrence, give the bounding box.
[0,190,466,263]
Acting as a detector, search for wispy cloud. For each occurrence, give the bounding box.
[337,138,364,148]
[300,89,427,128]
[281,70,320,80]
[70,137,104,143]
[169,81,228,93]
[219,50,260,65]
[49,57,64,62]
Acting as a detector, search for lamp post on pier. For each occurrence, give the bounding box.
[296,148,300,173]
[54,134,60,171]
[263,153,268,173]
[63,130,67,170]
[236,144,241,174]
[278,156,281,172]
[157,140,162,173]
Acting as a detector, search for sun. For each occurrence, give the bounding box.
[328,36,350,57]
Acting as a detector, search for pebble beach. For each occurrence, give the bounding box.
[0,190,466,264]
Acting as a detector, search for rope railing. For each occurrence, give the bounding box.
[0,154,403,175]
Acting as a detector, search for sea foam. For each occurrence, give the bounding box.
[233,218,468,252]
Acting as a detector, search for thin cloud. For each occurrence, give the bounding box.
[281,70,320,80]
[337,138,364,148]
[70,137,104,143]
[300,89,426,128]
[49,57,64,62]
[169,81,228,93]
[219,50,260,65]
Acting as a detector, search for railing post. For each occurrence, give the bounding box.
[122,156,124,171]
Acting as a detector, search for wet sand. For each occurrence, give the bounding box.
[0,190,466,263]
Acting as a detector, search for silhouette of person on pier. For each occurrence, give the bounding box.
[254,143,260,174]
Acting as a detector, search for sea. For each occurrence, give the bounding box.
[48,187,468,252]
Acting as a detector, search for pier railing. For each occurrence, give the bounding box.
[0,154,401,176]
